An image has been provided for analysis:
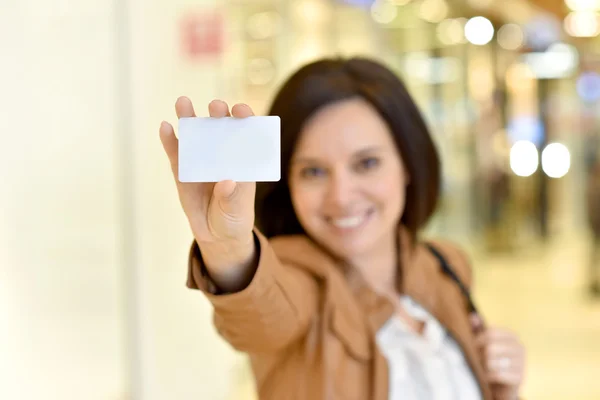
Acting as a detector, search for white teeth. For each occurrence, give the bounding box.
[332,215,364,228]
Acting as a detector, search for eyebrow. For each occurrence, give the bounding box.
[292,146,384,165]
[352,146,384,158]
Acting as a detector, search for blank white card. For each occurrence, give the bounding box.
[178,116,281,182]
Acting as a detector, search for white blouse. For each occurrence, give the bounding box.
[376,296,483,400]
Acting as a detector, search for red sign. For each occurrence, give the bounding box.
[180,10,223,59]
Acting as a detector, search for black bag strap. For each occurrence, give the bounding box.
[425,243,480,316]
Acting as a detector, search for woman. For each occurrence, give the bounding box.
[159,58,525,400]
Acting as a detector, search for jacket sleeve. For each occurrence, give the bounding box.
[186,229,319,353]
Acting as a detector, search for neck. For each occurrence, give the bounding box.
[349,231,399,296]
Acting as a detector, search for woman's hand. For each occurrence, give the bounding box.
[472,315,526,400]
[160,97,258,291]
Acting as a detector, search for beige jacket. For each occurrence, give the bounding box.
[187,227,494,400]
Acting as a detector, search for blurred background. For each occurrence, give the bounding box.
[1,0,599,399]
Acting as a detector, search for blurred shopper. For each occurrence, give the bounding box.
[160,58,526,400]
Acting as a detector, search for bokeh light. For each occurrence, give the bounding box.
[465,16,495,45]
[419,0,449,23]
[510,140,539,177]
[565,0,600,11]
[564,11,600,37]
[497,23,524,50]
[437,18,467,45]
[371,0,398,24]
[542,143,571,178]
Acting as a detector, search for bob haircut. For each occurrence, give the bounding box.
[255,57,441,243]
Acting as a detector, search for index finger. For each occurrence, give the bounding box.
[176,96,196,119]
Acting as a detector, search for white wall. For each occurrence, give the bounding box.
[0,0,243,399]
[0,1,125,398]
[126,0,244,398]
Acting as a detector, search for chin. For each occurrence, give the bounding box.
[324,238,375,261]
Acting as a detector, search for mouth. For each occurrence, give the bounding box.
[326,208,375,232]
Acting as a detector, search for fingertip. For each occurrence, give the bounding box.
[209,99,230,117]
[214,180,237,199]
[175,96,188,110]
[159,121,178,168]
[176,96,196,118]
[231,103,254,118]
[159,121,173,137]
[209,99,227,107]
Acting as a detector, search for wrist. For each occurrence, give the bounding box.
[198,234,254,264]
[493,387,519,400]
[197,234,258,292]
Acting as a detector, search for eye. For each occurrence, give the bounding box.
[300,166,326,179]
[356,157,380,172]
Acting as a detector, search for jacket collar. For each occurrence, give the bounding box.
[346,226,493,400]
[271,226,493,400]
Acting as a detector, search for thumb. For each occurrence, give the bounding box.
[213,180,254,217]
[159,121,179,178]
[213,180,238,201]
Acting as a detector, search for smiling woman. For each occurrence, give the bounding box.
[287,98,407,264]
[256,58,441,249]
[162,57,526,400]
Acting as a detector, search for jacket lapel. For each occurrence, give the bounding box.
[401,236,493,400]
[282,229,494,400]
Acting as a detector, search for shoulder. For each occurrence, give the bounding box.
[420,238,474,289]
[269,234,322,261]
[266,233,337,278]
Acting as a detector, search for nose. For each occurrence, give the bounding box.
[324,170,354,209]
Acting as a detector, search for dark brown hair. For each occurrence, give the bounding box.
[255,57,441,241]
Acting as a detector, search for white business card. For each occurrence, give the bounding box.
[178,116,281,182]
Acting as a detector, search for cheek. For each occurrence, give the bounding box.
[370,173,406,217]
[290,182,323,226]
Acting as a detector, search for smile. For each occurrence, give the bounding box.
[327,209,374,231]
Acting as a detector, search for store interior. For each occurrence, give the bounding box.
[0,0,599,399]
